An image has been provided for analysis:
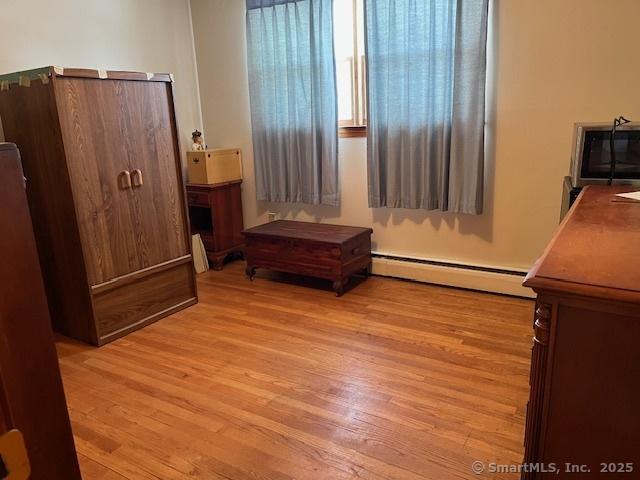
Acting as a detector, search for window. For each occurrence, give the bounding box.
[333,0,366,136]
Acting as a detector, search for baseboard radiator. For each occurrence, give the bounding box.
[371,252,534,298]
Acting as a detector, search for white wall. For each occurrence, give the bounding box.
[0,0,202,155]
[2,0,636,285]
[190,0,640,272]
[178,1,640,271]
[5,0,634,273]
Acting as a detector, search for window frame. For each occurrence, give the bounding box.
[336,0,367,137]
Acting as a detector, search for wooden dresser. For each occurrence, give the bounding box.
[186,180,244,269]
[0,143,80,479]
[0,67,197,346]
[243,220,372,296]
[522,186,640,479]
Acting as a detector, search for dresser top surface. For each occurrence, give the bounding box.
[243,220,372,244]
[525,185,640,300]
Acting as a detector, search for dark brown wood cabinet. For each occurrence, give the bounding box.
[0,67,197,346]
[186,180,244,269]
[0,143,81,479]
[522,186,640,479]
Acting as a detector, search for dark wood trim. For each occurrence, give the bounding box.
[339,125,367,138]
[90,255,193,294]
[522,301,551,480]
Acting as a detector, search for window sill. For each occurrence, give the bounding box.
[339,125,367,138]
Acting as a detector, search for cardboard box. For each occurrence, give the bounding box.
[187,148,242,184]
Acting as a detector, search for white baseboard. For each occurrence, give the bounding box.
[371,254,534,298]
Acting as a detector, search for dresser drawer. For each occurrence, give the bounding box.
[186,190,209,207]
[92,261,196,344]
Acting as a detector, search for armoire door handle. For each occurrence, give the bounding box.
[131,169,143,187]
[118,170,131,190]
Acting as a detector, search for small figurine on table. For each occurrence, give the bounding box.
[191,130,205,151]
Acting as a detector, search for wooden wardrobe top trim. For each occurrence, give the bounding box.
[524,185,640,303]
[53,68,173,83]
[0,67,173,85]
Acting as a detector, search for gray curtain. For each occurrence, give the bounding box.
[246,0,339,205]
[365,0,489,213]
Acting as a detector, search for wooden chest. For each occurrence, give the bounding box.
[242,220,372,296]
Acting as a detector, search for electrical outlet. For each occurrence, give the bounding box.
[267,212,277,222]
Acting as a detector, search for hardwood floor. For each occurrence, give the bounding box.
[57,261,534,480]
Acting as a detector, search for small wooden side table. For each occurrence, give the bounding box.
[186,180,244,270]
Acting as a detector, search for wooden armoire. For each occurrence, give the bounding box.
[0,67,197,346]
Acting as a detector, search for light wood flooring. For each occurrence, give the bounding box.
[57,261,534,480]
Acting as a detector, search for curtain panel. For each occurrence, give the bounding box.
[246,0,339,205]
[365,0,489,213]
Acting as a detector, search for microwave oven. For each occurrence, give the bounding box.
[570,122,640,186]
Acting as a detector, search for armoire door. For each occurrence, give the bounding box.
[116,79,189,268]
[55,77,188,286]
[55,76,146,286]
